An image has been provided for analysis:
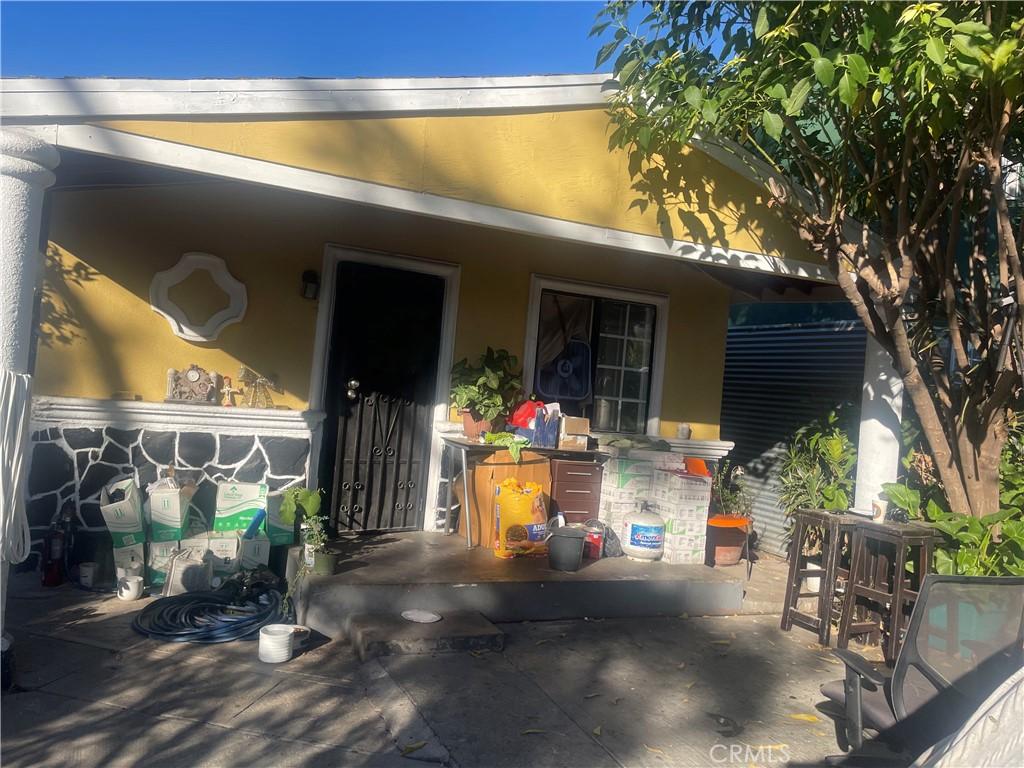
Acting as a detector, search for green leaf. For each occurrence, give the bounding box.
[953,20,990,36]
[596,39,620,68]
[754,6,769,39]
[768,83,788,100]
[933,16,955,29]
[813,58,835,87]
[637,125,652,150]
[683,85,703,108]
[801,42,821,59]
[951,34,982,60]
[279,492,297,525]
[618,58,640,85]
[784,78,812,115]
[857,25,875,52]
[925,36,946,65]
[838,72,858,107]
[846,53,869,85]
[980,509,1016,526]
[761,110,783,140]
[877,66,893,84]
[882,482,920,515]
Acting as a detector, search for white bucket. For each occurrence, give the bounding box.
[79,562,98,588]
[116,560,143,580]
[258,624,295,663]
[117,575,144,601]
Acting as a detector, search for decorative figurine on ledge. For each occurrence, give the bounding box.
[166,365,221,405]
[238,364,283,409]
[220,376,241,407]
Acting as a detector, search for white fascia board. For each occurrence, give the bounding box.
[50,123,835,284]
[1,74,613,118]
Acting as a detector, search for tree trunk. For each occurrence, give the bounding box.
[958,410,1008,518]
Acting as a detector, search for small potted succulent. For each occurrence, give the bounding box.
[280,487,337,576]
[450,347,523,439]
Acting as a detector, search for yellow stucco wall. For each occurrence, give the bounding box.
[38,181,729,439]
[98,109,816,265]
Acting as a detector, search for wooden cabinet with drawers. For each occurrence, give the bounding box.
[549,459,603,525]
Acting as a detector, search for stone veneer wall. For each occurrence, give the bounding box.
[25,424,311,569]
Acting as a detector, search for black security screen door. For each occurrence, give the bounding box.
[320,261,445,532]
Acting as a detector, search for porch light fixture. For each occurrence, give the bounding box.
[150,252,247,343]
[301,270,320,300]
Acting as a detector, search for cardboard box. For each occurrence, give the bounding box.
[264,495,295,546]
[207,532,241,575]
[664,517,707,536]
[214,482,268,532]
[239,532,271,569]
[661,547,706,565]
[560,416,590,436]
[100,478,146,548]
[147,487,190,542]
[112,542,145,574]
[603,459,653,476]
[557,434,589,451]
[147,541,181,585]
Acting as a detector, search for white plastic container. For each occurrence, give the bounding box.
[620,504,665,561]
[78,562,97,587]
[259,624,295,663]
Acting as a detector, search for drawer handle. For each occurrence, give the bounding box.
[566,471,594,476]
[565,489,591,494]
[564,511,591,515]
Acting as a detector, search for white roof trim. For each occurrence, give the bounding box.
[41,123,834,284]
[1,74,613,119]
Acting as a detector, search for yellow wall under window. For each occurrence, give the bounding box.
[37,181,730,439]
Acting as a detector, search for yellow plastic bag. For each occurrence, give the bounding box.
[494,478,548,559]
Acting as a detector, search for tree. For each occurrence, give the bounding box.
[595,1,1024,517]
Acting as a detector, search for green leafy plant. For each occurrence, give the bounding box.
[280,487,329,554]
[779,410,857,516]
[712,460,753,518]
[450,347,523,422]
[484,431,530,463]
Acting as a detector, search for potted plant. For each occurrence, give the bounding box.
[707,460,754,566]
[279,487,337,576]
[450,347,523,439]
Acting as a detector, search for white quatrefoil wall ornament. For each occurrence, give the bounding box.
[150,252,247,342]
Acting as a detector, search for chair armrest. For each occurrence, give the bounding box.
[834,648,890,687]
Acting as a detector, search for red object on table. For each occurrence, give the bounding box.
[508,399,545,428]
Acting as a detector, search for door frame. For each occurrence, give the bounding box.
[308,244,461,531]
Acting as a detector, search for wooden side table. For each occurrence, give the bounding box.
[781,509,860,646]
[836,520,939,663]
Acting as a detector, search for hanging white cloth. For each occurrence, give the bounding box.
[0,369,33,565]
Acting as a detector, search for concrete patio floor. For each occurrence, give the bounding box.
[2,565,851,767]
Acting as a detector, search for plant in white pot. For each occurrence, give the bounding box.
[279,487,336,576]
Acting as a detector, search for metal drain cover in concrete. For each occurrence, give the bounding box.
[350,611,505,661]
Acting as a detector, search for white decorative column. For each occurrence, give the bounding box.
[853,335,904,514]
[1,128,58,640]
[1,128,59,373]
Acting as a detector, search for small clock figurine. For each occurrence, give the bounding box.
[165,364,221,404]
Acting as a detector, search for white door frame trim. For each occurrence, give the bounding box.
[39,124,835,284]
[309,244,460,532]
[522,275,669,437]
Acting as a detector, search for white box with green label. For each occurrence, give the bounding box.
[239,532,271,569]
[147,541,181,585]
[100,478,146,548]
[214,482,267,532]
[147,487,190,542]
[207,531,241,575]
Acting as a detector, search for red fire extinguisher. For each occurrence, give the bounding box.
[41,504,74,588]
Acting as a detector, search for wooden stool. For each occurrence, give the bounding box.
[837,520,939,663]
[781,509,860,646]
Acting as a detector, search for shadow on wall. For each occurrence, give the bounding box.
[36,243,98,349]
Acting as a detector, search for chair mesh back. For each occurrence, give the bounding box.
[905,578,1024,714]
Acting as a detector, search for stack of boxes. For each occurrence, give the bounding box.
[99,477,282,589]
[597,452,713,565]
[598,458,654,532]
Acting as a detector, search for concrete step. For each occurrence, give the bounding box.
[349,611,505,662]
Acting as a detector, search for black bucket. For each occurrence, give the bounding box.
[548,526,586,572]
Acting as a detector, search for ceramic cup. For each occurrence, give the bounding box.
[117,575,144,601]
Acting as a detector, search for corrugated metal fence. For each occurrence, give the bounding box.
[720,321,866,555]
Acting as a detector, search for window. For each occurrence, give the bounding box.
[528,284,661,434]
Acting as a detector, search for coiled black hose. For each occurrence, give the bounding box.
[131,588,291,644]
